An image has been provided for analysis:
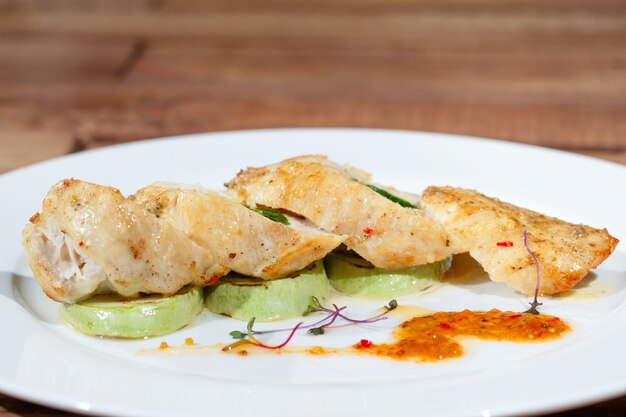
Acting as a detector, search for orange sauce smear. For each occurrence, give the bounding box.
[354,309,570,361]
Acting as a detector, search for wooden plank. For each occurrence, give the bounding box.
[0,127,75,173]
[0,81,624,150]
[0,37,134,81]
[0,11,624,40]
[0,0,159,12]
[129,42,626,104]
[122,25,625,150]
[164,0,626,14]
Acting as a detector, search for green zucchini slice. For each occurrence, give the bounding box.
[205,261,329,322]
[324,253,452,298]
[61,286,204,338]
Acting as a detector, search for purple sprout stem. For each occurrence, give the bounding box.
[318,305,344,328]
[523,229,542,314]
[250,322,303,350]
[320,316,389,330]
[250,306,346,336]
[242,302,391,338]
[319,306,390,324]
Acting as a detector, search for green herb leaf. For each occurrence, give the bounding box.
[247,317,256,335]
[366,184,415,208]
[229,330,247,339]
[385,299,398,311]
[250,207,290,225]
[303,296,322,316]
[307,327,325,336]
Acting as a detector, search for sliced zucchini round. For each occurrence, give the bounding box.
[61,286,204,338]
[324,253,452,298]
[205,261,328,322]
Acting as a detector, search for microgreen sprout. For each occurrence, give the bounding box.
[307,327,325,336]
[230,317,304,350]
[522,229,542,315]
[385,299,398,311]
[303,296,322,316]
[229,330,247,339]
[227,297,398,349]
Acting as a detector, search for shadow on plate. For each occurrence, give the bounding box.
[0,271,59,324]
[445,253,491,287]
[0,270,22,301]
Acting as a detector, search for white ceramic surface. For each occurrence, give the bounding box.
[1,128,625,417]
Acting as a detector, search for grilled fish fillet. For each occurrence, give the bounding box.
[421,186,619,295]
[131,183,346,279]
[22,179,227,304]
[227,155,457,268]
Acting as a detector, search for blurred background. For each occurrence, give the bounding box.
[0,0,625,174]
[0,0,625,415]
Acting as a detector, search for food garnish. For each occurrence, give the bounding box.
[523,229,543,315]
[249,206,290,225]
[359,339,373,348]
[366,184,416,208]
[224,297,397,350]
[225,318,303,350]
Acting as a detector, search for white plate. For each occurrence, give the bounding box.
[1,128,625,417]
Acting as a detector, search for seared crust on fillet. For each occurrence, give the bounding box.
[420,186,619,295]
[131,183,345,279]
[227,155,456,268]
[22,179,227,303]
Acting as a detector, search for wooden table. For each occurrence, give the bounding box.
[0,1,624,416]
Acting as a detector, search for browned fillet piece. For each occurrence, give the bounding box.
[131,183,345,279]
[227,155,456,268]
[421,186,619,295]
[22,179,227,303]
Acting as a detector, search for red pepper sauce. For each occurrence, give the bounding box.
[354,309,569,361]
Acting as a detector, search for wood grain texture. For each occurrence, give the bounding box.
[0,0,624,416]
[0,38,132,85]
[0,127,75,172]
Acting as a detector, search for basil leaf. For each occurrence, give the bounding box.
[366,185,415,208]
[250,207,290,225]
